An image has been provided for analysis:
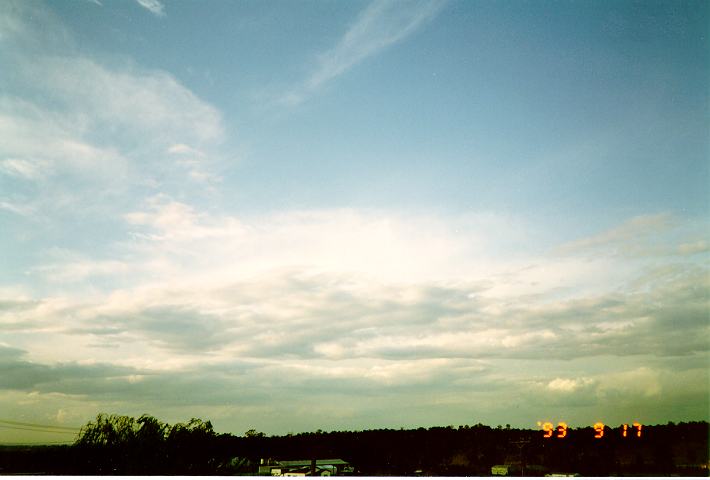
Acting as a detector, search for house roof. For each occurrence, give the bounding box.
[278,459,349,467]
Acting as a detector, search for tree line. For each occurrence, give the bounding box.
[0,414,707,475]
[0,413,237,475]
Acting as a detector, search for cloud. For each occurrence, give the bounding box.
[679,240,709,255]
[547,377,594,393]
[0,7,25,43]
[135,0,165,17]
[556,213,674,256]
[2,183,707,433]
[0,1,706,435]
[12,198,702,364]
[555,213,710,262]
[0,97,126,178]
[0,200,34,216]
[596,367,662,399]
[0,7,224,222]
[0,344,138,393]
[33,258,131,283]
[0,158,41,180]
[166,144,222,185]
[119,197,503,284]
[94,306,234,353]
[26,57,222,144]
[15,205,710,367]
[281,0,446,106]
[0,1,74,54]
[1,265,707,434]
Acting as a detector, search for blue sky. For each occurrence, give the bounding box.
[0,0,708,443]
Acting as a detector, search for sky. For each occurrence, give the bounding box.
[0,0,708,444]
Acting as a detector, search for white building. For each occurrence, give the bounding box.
[259,458,352,476]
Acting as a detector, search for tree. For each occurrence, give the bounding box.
[76,413,138,447]
[75,413,221,474]
[166,418,218,474]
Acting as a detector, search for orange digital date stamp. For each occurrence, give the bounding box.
[537,421,642,438]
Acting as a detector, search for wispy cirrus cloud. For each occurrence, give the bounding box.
[281,0,446,106]
[0,158,42,180]
[556,213,675,256]
[0,200,35,216]
[135,0,165,17]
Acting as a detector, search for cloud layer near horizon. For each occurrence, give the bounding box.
[3,200,708,436]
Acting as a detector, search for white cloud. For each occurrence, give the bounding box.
[679,240,708,255]
[0,4,222,184]
[556,213,674,256]
[18,203,709,367]
[135,0,165,17]
[0,10,225,219]
[168,144,204,156]
[596,367,663,399]
[0,1,74,53]
[125,197,202,234]
[547,377,594,393]
[166,144,221,185]
[281,0,445,106]
[30,57,222,144]
[0,200,34,216]
[0,3,28,43]
[0,97,133,215]
[1,213,707,433]
[0,158,40,180]
[116,198,543,290]
[34,259,131,283]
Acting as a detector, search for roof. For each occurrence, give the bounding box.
[278,459,349,467]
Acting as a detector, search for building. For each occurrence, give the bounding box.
[491,464,520,476]
[258,459,352,476]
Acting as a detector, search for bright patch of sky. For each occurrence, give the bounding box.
[0,0,707,443]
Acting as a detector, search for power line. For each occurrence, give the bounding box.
[0,440,73,446]
[0,418,80,432]
[0,424,79,434]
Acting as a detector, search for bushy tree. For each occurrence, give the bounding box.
[76,413,138,447]
[75,413,221,474]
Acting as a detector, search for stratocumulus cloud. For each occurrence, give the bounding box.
[3,201,708,433]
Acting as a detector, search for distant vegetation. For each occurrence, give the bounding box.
[1,413,234,475]
[0,414,707,475]
[73,413,227,474]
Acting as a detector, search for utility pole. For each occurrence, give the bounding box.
[510,438,530,476]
